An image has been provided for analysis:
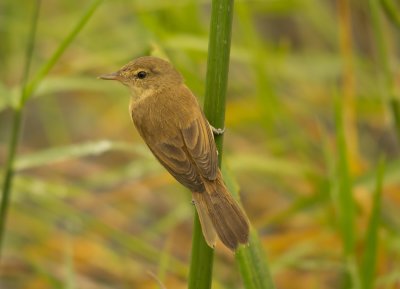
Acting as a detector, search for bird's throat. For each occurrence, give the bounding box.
[130,86,157,102]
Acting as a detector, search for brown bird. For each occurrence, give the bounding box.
[99,56,249,251]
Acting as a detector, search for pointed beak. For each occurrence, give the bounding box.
[98,71,120,80]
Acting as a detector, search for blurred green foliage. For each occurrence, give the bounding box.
[1,0,400,288]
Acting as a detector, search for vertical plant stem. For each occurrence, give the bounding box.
[0,0,41,259]
[336,0,360,174]
[188,0,234,288]
[0,108,23,257]
[334,92,356,289]
[203,0,235,155]
[360,158,384,289]
[0,0,103,260]
[334,93,355,257]
[188,214,214,289]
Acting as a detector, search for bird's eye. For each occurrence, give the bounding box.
[137,71,147,79]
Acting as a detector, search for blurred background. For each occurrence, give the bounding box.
[1,0,400,288]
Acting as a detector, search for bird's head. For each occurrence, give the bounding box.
[99,56,183,98]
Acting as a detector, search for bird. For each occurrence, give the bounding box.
[99,56,249,251]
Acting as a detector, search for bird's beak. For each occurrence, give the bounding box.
[98,71,120,81]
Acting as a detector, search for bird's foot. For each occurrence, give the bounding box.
[210,125,225,135]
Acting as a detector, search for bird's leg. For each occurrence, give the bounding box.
[210,124,225,135]
[208,123,224,155]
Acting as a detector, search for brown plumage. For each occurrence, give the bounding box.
[99,56,249,251]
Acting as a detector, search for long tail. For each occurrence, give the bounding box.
[192,171,250,251]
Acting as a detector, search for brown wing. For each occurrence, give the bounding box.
[181,115,218,180]
[131,83,218,192]
[150,133,203,192]
[147,115,218,192]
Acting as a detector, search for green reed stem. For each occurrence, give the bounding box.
[188,0,234,288]
[203,0,234,153]
[189,0,276,287]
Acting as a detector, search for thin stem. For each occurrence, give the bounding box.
[334,92,355,255]
[188,0,234,288]
[336,0,360,173]
[0,0,103,260]
[0,0,41,259]
[22,0,104,105]
[0,108,23,258]
[360,158,385,289]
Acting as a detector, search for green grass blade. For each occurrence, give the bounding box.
[0,0,41,260]
[222,164,275,289]
[368,0,400,140]
[380,0,400,28]
[188,0,234,287]
[22,0,104,105]
[0,0,103,261]
[235,231,275,289]
[334,92,355,257]
[14,140,121,170]
[360,159,385,289]
[333,91,357,289]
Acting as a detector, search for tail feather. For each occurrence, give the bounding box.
[194,193,217,248]
[192,172,250,251]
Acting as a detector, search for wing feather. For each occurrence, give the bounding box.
[181,116,218,180]
[146,116,218,192]
[132,85,218,192]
